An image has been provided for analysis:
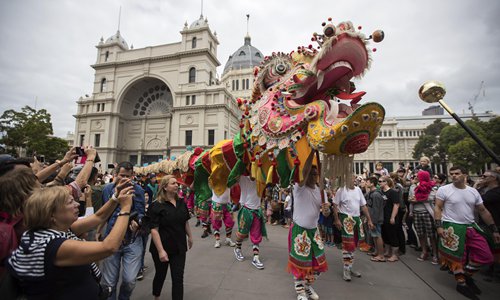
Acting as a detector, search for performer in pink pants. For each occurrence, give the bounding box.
[211,188,236,248]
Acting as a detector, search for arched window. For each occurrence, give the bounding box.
[209,71,213,86]
[191,37,197,49]
[104,51,109,62]
[209,41,212,52]
[188,67,196,83]
[255,52,261,58]
[239,51,246,56]
[100,78,107,92]
[246,79,249,90]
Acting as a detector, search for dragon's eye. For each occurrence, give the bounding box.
[323,24,336,37]
[275,63,287,74]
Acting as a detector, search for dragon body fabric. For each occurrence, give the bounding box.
[136,19,386,206]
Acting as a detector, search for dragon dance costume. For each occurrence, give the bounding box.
[288,183,328,299]
[234,175,267,270]
[333,186,367,280]
[436,184,495,296]
[211,188,236,248]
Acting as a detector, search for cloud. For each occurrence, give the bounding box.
[1,0,499,139]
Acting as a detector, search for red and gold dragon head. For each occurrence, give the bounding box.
[238,20,385,161]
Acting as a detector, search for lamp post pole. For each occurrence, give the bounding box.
[418,81,500,165]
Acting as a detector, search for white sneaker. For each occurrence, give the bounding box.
[252,255,264,270]
[350,269,361,278]
[297,293,308,300]
[305,285,319,300]
[234,248,244,261]
[214,240,221,248]
[343,268,351,281]
[225,238,236,247]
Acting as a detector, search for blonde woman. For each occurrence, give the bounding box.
[148,175,193,300]
[7,182,134,300]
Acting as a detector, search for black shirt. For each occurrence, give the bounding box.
[21,238,100,300]
[480,186,500,227]
[381,188,399,224]
[416,165,433,177]
[148,199,190,255]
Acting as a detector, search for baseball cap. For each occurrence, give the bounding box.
[0,154,31,176]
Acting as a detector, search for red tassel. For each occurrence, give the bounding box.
[272,168,279,184]
[243,150,249,165]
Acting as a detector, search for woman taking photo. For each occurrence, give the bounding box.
[148,175,193,300]
[7,180,134,300]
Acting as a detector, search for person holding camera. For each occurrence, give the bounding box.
[99,162,145,300]
[7,182,134,300]
[0,147,97,278]
[148,175,193,300]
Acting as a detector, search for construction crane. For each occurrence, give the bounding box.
[468,81,485,117]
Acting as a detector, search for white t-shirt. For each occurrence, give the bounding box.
[239,176,261,209]
[292,183,323,229]
[212,188,230,204]
[284,195,292,211]
[333,186,366,217]
[436,184,483,224]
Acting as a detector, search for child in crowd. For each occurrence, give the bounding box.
[323,192,335,247]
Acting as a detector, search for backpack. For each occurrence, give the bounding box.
[0,212,22,267]
[0,212,24,299]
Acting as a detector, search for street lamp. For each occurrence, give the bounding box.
[418,81,500,165]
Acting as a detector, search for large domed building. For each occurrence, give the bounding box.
[221,34,263,100]
[73,14,243,168]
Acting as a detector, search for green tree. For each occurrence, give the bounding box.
[423,119,449,136]
[481,116,500,156]
[412,119,449,164]
[0,105,69,159]
[439,119,493,173]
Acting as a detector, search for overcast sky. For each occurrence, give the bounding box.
[1,0,499,138]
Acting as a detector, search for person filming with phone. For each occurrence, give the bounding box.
[98,162,145,300]
[6,184,135,300]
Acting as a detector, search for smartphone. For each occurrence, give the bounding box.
[75,147,85,156]
[36,155,45,163]
[107,163,115,169]
[74,147,87,165]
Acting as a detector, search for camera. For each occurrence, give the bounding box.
[75,147,85,156]
[74,147,101,164]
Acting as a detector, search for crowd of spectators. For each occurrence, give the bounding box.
[1,148,499,300]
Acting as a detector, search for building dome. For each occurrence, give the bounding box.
[189,14,208,29]
[104,30,129,49]
[223,35,263,75]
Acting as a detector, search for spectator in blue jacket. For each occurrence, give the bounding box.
[100,161,145,300]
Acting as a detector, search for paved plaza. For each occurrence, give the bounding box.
[131,219,500,300]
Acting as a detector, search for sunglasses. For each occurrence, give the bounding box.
[378,180,386,183]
